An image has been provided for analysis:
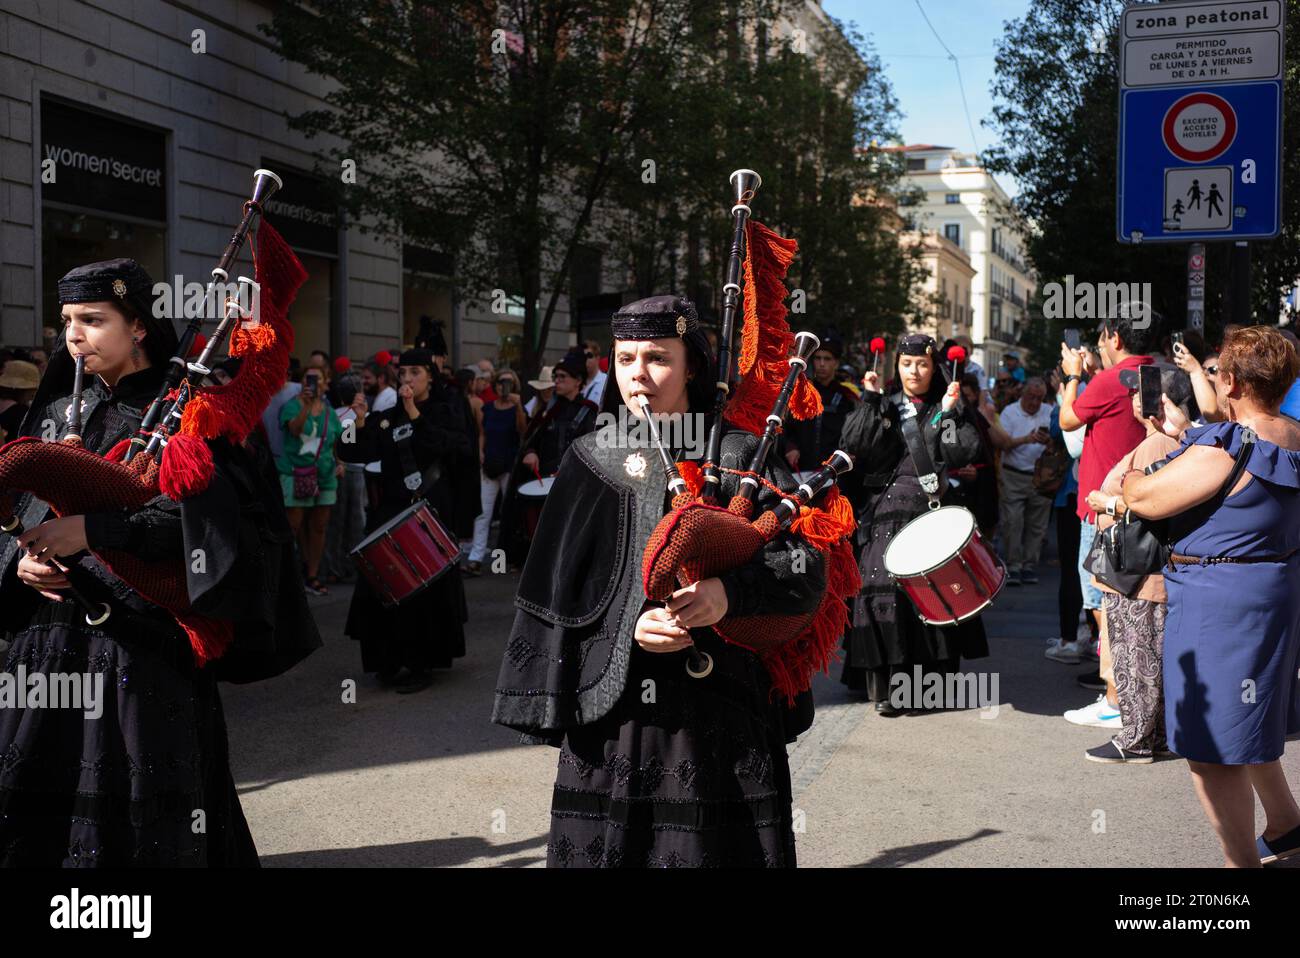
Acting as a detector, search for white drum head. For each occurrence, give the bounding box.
[884,506,975,577]
[518,477,554,498]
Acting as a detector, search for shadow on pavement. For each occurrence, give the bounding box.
[260,832,548,868]
[852,828,1001,867]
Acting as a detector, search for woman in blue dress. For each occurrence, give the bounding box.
[1122,326,1300,867]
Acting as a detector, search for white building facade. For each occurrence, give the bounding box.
[894,145,1036,375]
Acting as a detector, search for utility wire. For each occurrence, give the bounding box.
[913,0,983,155]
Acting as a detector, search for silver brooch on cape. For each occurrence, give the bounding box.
[624,451,647,478]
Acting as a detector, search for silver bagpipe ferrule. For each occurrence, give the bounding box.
[774,449,854,525]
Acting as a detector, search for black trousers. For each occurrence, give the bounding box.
[1055,491,1084,640]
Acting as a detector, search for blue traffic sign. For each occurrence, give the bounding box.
[1117,80,1282,243]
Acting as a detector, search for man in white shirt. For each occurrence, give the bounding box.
[362,359,398,483]
[580,339,607,406]
[997,376,1053,585]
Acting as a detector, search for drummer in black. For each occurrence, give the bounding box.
[500,349,599,565]
[520,348,599,478]
[837,333,988,714]
[783,333,860,478]
[339,348,473,693]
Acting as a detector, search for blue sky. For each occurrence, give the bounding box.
[824,0,1032,172]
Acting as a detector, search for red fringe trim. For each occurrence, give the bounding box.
[158,433,214,499]
[173,220,307,492]
[677,460,705,498]
[104,438,132,463]
[726,221,823,436]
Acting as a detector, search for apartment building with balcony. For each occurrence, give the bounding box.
[891,144,1036,375]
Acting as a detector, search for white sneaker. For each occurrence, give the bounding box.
[1045,639,1083,664]
[1064,694,1122,728]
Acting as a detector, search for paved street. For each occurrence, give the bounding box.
[225,549,1300,868]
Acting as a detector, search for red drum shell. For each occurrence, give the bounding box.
[883,505,1004,625]
[350,500,460,607]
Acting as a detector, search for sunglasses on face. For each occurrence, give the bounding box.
[584,351,595,359]
[1204,364,1219,375]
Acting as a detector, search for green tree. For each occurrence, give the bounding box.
[985,0,1300,357]
[600,12,925,345]
[264,0,713,374]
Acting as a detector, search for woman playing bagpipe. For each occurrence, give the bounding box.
[339,348,473,693]
[0,249,321,865]
[838,333,989,714]
[490,167,864,864]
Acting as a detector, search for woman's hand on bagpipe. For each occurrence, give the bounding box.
[18,515,89,563]
[664,577,729,629]
[941,380,961,411]
[861,371,882,394]
[634,604,694,653]
[16,552,71,601]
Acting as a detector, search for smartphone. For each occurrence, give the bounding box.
[1139,365,1163,419]
[1171,330,1185,353]
[1063,327,1081,350]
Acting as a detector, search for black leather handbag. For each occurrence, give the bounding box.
[1084,431,1255,596]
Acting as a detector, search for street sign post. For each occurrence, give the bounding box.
[1117,0,1285,244]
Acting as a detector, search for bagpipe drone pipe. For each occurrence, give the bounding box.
[0,169,307,665]
[638,170,862,704]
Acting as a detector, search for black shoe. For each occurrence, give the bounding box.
[874,699,903,717]
[1021,568,1039,585]
[395,669,433,694]
[1085,740,1153,764]
[376,667,407,687]
[1077,670,1106,691]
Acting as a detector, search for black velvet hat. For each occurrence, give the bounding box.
[57,258,155,317]
[398,347,436,370]
[817,332,844,359]
[610,295,701,340]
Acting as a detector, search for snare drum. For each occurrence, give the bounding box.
[883,505,1005,625]
[350,500,461,607]
[517,476,554,498]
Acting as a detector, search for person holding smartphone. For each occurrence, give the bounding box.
[278,362,344,595]
[996,376,1054,585]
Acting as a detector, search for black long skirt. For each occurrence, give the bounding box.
[0,602,258,867]
[842,469,989,698]
[547,633,798,868]
[345,565,468,673]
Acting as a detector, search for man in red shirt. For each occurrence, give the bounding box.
[1051,305,1157,723]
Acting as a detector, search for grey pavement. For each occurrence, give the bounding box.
[224,553,1300,868]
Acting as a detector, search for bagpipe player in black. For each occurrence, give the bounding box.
[492,295,825,868]
[0,259,320,867]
